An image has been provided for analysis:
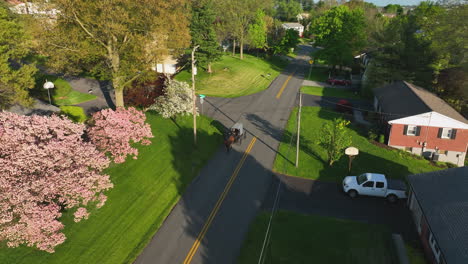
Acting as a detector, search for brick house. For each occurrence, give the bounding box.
[407,167,468,264]
[374,81,468,166]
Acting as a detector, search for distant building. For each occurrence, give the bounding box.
[153,56,178,75]
[282,23,304,37]
[407,167,468,264]
[8,1,59,17]
[374,81,468,166]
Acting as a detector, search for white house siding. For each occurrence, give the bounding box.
[388,145,466,166]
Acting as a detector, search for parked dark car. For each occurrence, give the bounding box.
[326,78,352,86]
[336,99,353,114]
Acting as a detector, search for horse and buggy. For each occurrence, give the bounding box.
[224,122,246,152]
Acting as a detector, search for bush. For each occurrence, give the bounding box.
[124,73,167,109]
[367,130,377,141]
[378,134,385,144]
[59,106,87,123]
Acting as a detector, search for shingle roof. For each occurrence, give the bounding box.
[374,81,467,123]
[408,167,468,264]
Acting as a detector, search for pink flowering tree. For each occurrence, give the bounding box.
[0,112,113,253]
[87,107,153,163]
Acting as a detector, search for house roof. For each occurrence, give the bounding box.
[408,167,468,264]
[374,81,467,124]
[282,23,304,28]
[389,111,468,129]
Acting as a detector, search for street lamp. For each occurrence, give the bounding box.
[43,80,55,105]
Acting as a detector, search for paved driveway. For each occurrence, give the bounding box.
[264,174,418,241]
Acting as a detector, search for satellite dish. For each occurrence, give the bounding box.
[345,147,359,156]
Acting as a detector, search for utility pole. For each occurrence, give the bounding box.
[296,92,302,168]
[192,45,200,145]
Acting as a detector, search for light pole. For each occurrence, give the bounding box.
[43,80,55,105]
[191,45,200,145]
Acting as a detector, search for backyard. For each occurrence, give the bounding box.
[175,54,288,97]
[273,107,442,183]
[0,113,223,264]
[239,211,397,264]
[34,75,97,106]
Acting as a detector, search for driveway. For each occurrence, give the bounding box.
[263,174,418,242]
[302,94,373,110]
[64,77,115,114]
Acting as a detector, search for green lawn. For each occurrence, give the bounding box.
[0,113,223,264]
[305,67,329,82]
[175,54,288,97]
[239,211,396,264]
[273,107,442,183]
[301,86,363,99]
[35,75,97,106]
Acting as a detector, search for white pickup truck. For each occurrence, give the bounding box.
[342,173,407,203]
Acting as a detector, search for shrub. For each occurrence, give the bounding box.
[59,105,87,123]
[378,134,385,144]
[124,73,167,108]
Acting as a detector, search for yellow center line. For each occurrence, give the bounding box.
[275,72,295,99]
[183,137,257,264]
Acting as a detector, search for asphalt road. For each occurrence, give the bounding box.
[135,45,313,264]
[263,174,418,242]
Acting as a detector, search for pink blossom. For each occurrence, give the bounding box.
[87,107,153,163]
[0,112,113,252]
[73,208,90,222]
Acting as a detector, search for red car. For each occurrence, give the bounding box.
[326,78,352,86]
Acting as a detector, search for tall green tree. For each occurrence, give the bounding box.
[191,0,222,73]
[218,0,272,59]
[276,0,303,21]
[247,10,268,51]
[35,0,190,107]
[313,5,366,69]
[0,4,37,109]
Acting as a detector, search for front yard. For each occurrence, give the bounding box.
[301,86,362,99]
[175,54,288,97]
[0,113,223,264]
[239,211,397,264]
[273,107,442,183]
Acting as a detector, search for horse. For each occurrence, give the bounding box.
[224,133,235,153]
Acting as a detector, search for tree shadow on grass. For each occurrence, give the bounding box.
[134,122,275,264]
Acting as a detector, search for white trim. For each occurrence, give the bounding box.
[440,128,453,139]
[429,233,441,263]
[407,125,417,136]
[389,111,468,129]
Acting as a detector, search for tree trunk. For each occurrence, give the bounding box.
[240,37,244,60]
[207,62,212,73]
[232,39,236,56]
[115,88,124,108]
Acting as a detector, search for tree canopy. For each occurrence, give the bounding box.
[0,5,37,110]
[313,5,366,68]
[35,0,191,107]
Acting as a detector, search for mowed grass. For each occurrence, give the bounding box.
[35,75,97,106]
[0,113,223,264]
[273,107,441,183]
[305,67,329,82]
[59,105,87,123]
[239,211,396,264]
[301,86,363,99]
[175,54,287,97]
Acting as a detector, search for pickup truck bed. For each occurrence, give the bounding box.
[387,179,406,191]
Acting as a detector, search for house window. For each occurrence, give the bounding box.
[407,125,417,136]
[429,233,441,263]
[441,128,453,139]
[405,147,412,152]
[439,150,448,155]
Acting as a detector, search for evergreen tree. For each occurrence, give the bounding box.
[191,0,222,73]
